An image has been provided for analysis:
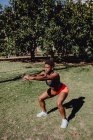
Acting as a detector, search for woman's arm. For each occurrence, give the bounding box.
[23,71,45,80]
[29,72,59,81]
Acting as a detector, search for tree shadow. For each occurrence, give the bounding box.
[0,75,22,83]
[47,96,85,122]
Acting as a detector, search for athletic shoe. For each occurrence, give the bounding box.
[36,111,47,117]
[61,119,68,128]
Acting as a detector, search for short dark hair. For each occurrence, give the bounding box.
[45,59,55,67]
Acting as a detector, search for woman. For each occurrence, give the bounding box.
[23,60,69,128]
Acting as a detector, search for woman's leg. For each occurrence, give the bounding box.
[38,91,50,112]
[57,92,68,128]
[57,92,68,119]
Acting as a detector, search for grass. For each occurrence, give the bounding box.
[0,61,93,140]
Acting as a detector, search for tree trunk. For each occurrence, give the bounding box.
[30,39,37,61]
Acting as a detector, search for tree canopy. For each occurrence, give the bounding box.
[0,0,93,61]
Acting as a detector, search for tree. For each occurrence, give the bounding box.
[0,0,93,62]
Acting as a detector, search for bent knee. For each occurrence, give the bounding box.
[57,101,63,108]
[38,96,42,101]
[57,100,65,109]
[38,95,46,101]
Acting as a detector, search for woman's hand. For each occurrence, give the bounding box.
[23,75,35,80]
[23,75,30,80]
[29,76,35,80]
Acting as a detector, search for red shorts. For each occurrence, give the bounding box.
[47,83,69,97]
[56,83,69,94]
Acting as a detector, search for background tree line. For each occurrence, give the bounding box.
[0,0,93,62]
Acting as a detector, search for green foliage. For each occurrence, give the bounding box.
[0,0,93,61]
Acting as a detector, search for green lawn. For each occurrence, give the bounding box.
[0,61,93,140]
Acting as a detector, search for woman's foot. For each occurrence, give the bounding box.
[37,111,47,117]
[61,119,68,128]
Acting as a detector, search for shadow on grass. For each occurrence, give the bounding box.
[0,75,22,83]
[47,96,85,122]
[64,96,85,122]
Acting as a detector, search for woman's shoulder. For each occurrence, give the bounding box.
[51,71,59,77]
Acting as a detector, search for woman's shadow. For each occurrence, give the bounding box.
[47,96,85,122]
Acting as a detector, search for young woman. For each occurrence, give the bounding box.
[23,60,69,128]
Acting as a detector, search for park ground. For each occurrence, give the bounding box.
[0,61,93,140]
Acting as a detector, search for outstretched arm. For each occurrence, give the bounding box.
[23,71,46,81]
[24,72,59,81]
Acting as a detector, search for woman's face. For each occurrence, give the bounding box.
[44,64,52,74]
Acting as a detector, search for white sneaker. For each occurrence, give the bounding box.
[61,119,68,128]
[36,111,47,117]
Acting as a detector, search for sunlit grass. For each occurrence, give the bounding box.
[0,61,93,140]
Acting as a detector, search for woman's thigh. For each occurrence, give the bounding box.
[57,92,68,104]
[39,91,50,100]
